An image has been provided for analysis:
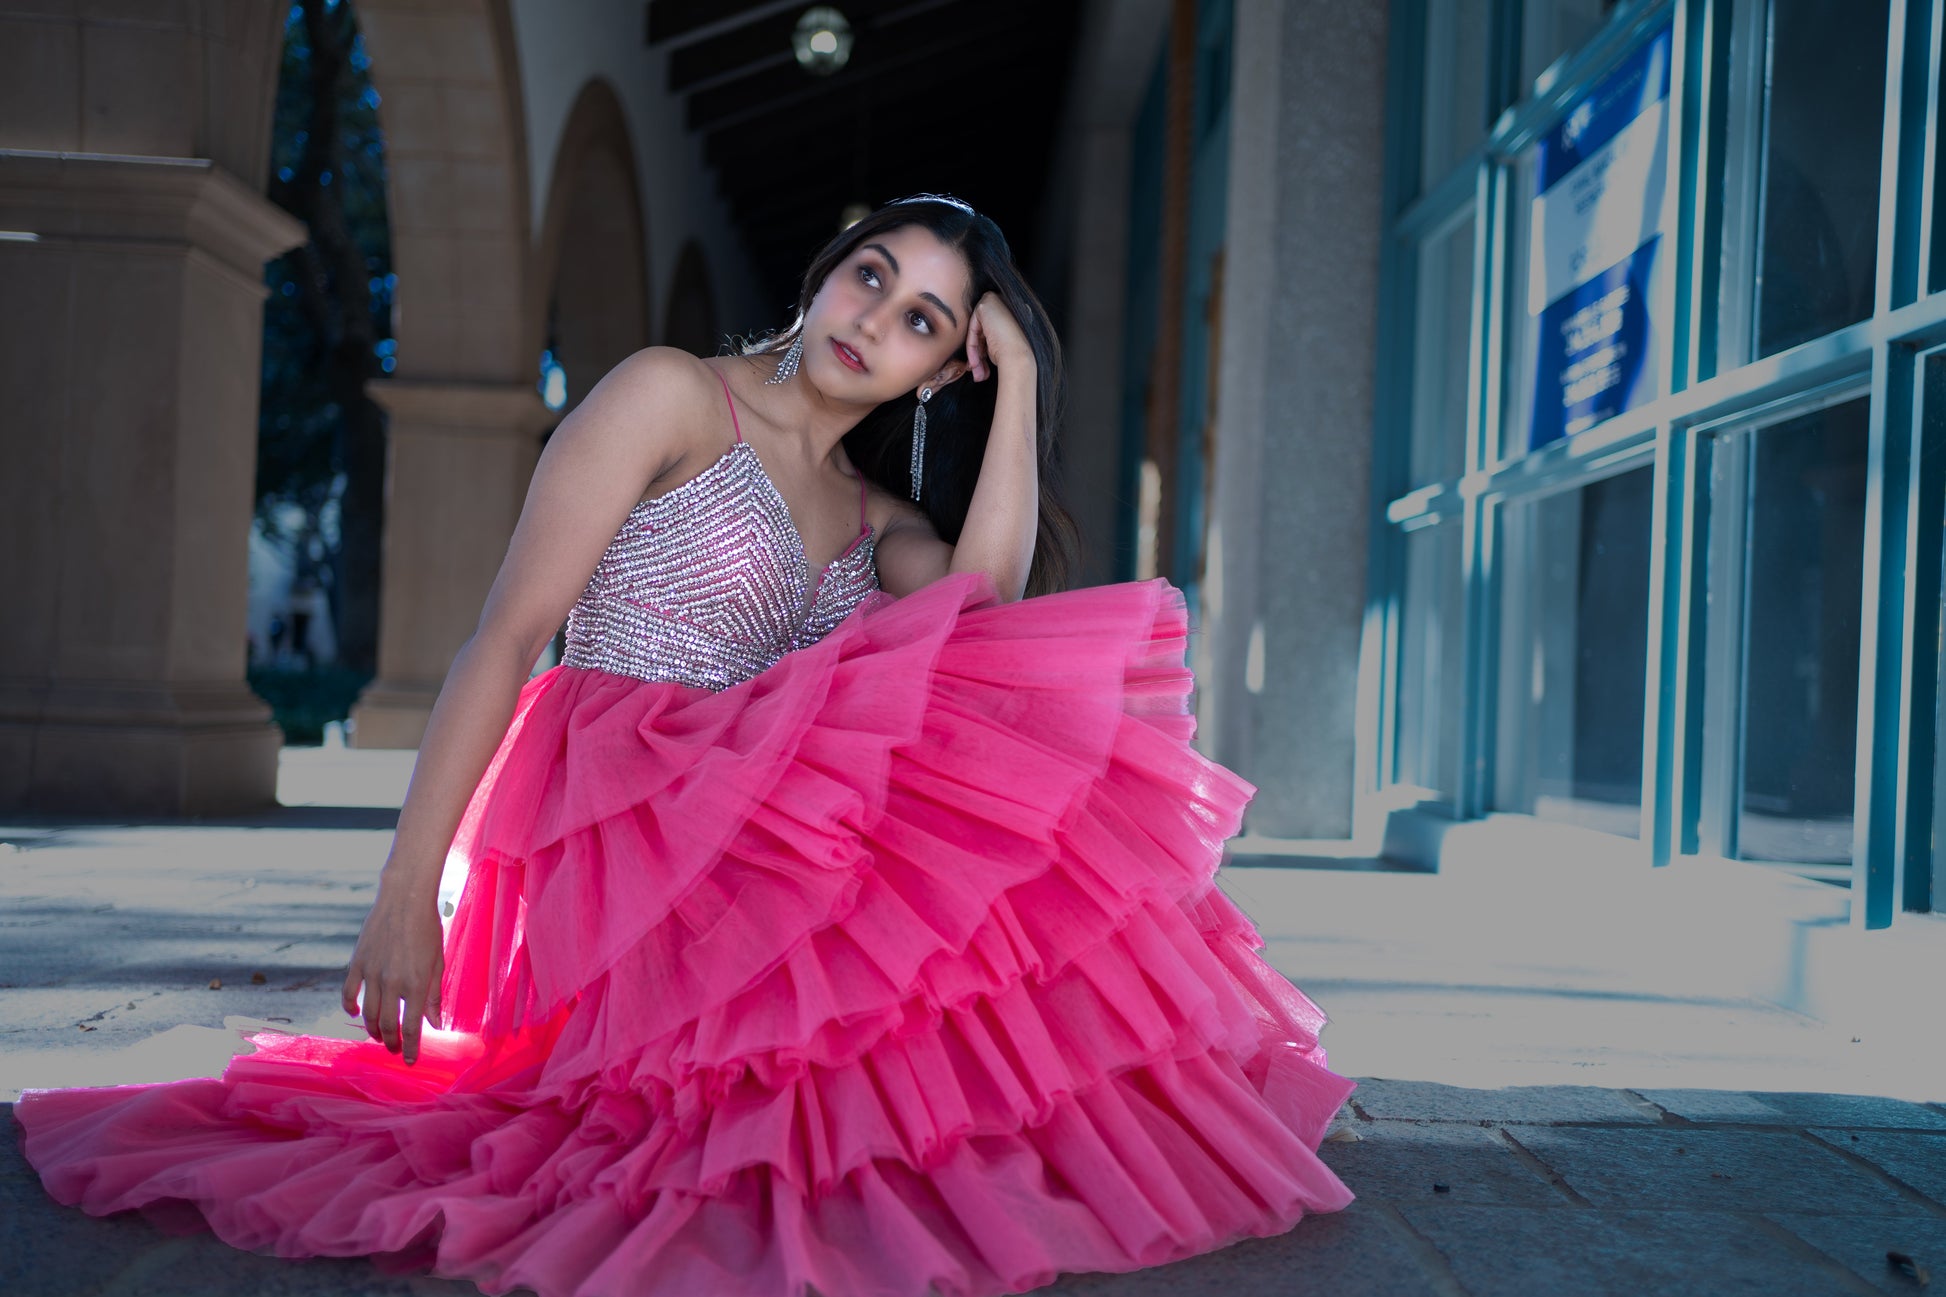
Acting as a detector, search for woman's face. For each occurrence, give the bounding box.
[801,224,974,402]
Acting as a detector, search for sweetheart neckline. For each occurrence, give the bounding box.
[626,440,876,621]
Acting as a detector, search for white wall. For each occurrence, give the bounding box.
[509,0,766,348]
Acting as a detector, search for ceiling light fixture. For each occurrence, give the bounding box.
[792,6,853,76]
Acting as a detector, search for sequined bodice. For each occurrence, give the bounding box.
[560,438,880,691]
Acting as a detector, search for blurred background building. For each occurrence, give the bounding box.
[1,0,1937,937]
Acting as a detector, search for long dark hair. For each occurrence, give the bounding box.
[740,196,1080,597]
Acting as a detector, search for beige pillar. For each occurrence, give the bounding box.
[348,380,553,749]
[0,151,306,814]
[345,0,544,749]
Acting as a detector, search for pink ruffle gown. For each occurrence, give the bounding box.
[14,369,1357,1297]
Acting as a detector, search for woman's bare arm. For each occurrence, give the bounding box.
[877,294,1041,601]
[942,362,1038,600]
[340,347,715,1063]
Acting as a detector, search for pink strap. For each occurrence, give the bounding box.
[713,368,743,443]
[715,365,867,529]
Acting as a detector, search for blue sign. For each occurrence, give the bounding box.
[1527,25,1674,451]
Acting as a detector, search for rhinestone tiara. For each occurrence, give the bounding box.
[888,192,976,216]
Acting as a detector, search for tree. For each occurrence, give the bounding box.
[259,0,393,677]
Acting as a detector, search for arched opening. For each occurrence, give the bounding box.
[525,79,652,674]
[250,0,395,745]
[534,79,652,415]
[664,240,720,358]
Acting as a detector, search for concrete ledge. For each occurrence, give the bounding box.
[0,716,281,817]
[1367,808,1945,1044]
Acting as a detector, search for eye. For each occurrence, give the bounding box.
[857,264,880,288]
[907,310,932,335]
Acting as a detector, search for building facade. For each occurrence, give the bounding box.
[5,0,1937,942]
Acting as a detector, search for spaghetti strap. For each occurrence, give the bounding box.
[713,367,743,443]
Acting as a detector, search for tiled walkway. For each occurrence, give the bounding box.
[3,752,1941,1295]
[10,1079,1942,1295]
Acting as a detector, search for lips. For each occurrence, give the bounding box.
[830,338,867,373]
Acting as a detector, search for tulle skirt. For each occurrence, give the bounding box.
[14,571,1357,1297]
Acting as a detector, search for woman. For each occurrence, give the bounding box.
[15,195,1356,1297]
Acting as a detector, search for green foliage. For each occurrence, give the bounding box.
[257,0,393,550]
[248,663,376,746]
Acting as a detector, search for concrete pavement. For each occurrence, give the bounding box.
[2,747,1942,1295]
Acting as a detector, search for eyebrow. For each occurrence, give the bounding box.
[862,242,960,328]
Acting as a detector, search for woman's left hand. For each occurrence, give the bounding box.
[965,292,1033,382]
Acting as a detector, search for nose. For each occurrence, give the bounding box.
[856,299,890,344]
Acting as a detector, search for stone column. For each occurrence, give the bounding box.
[1200,0,1389,839]
[347,380,554,749]
[0,151,306,815]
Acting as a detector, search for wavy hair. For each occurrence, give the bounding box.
[739,196,1080,597]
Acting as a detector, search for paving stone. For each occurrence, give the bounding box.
[1401,1204,1867,1297]
[1637,1089,1946,1130]
[3,1115,199,1297]
[95,1231,497,1296]
[1317,1118,1567,1207]
[1349,1078,1655,1125]
[1810,1129,1946,1205]
[6,1107,503,1297]
[1032,1202,1450,1296]
[1507,1127,1930,1216]
[1766,1212,1946,1295]
[1627,1089,1791,1122]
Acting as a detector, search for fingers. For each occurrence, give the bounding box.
[427,956,445,1029]
[379,984,403,1055]
[363,972,384,1044]
[967,313,989,382]
[400,984,426,1066]
[341,963,362,1018]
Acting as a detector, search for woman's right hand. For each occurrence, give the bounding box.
[340,872,446,1066]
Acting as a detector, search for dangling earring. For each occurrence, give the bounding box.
[764,334,803,385]
[909,387,931,501]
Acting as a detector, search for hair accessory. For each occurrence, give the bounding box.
[910,386,931,501]
[764,334,803,385]
[890,193,976,217]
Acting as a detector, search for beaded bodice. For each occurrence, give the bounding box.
[560,377,880,691]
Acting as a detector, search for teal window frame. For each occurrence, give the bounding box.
[1367,0,1946,927]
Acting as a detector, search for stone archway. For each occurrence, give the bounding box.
[534,79,652,414]
[345,0,555,749]
[664,240,720,358]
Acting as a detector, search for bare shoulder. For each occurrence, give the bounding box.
[576,347,738,489]
[467,347,727,665]
[592,347,721,434]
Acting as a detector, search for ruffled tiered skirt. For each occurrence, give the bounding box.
[14,571,1356,1297]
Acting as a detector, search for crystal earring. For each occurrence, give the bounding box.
[764,334,803,385]
[909,387,931,501]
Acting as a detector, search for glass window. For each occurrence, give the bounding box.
[1521,0,1621,91]
[1932,51,1946,296]
[1422,0,1492,190]
[1926,356,1946,911]
[1410,208,1478,487]
[1395,518,1468,803]
[1718,398,1870,870]
[1493,465,1654,836]
[1745,0,1889,359]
